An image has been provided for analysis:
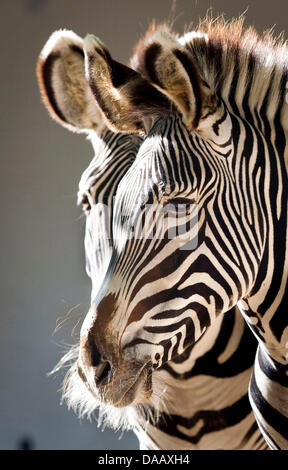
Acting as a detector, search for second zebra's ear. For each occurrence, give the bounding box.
[37,30,104,133]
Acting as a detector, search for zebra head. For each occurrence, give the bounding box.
[38,29,262,412]
[65,30,263,412]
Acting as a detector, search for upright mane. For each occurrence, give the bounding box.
[131,16,288,130]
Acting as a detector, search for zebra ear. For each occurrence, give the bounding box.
[139,31,222,132]
[83,35,171,133]
[37,30,104,133]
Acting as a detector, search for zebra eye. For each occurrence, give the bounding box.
[79,195,91,215]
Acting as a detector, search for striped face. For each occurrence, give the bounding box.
[78,110,257,408]
[79,117,200,406]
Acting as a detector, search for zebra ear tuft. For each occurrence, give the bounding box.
[37,30,104,133]
[83,35,171,134]
[140,30,221,131]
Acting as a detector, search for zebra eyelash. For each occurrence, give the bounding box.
[161,197,197,214]
[162,197,196,205]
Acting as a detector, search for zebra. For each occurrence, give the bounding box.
[36,15,288,449]
[36,29,267,451]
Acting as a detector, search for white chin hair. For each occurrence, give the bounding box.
[51,346,139,431]
[51,345,169,432]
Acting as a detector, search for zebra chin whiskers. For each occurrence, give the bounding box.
[51,345,167,432]
[51,345,133,430]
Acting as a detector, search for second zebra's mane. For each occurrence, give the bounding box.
[131,16,288,130]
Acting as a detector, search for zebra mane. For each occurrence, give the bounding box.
[131,15,288,128]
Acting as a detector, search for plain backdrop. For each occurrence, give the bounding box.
[1,0,287,450]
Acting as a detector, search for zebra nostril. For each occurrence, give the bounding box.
[88,335,103,368]
[86,335,112,384]
[90,344,102,367]
[95,360,112,384]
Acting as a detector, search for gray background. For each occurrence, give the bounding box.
[1,0,287,450]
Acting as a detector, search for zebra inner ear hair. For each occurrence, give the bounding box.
[83,34,171,134]
[135,31,203,130]
[172,48,203,129]
[133,30,231,137]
